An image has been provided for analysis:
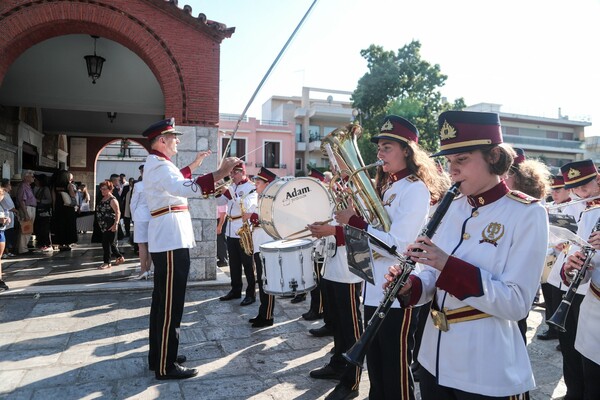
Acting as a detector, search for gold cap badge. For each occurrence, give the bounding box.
[381,120,394,131]
[440,120,457,140]
[567,168,581,180]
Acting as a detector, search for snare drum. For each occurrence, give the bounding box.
[260,238,317,295]
[258,177,334,240]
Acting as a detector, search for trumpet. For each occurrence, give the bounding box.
[343,182,461,367]
[547,215,600,332]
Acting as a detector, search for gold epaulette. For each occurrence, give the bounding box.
[506,190,539,204]
[582,204,600,213]
[405,174,420,183]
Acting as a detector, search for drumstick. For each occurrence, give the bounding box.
[283,218,334,240]
[281,233,314,243]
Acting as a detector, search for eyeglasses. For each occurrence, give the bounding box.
[100,187,109,191]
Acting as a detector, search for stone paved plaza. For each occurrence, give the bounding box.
[0,238,568,399]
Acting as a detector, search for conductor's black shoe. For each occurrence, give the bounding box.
[309,325,333,337]
[537,329,559,341]
[240,296,256,306]
[324,384,359,400]
[149,355,187,371]
[309,364,343,380]
[302,310,323,321]
[252,318,274,328]
[219,291,241,301]
[248,315,260,323]
[291,293,307,303]
[155,363,198,380]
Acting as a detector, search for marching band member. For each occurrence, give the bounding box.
[307,219,363,400]
[388,110,548,399]
[503,147,550,342]
[547,159,599,400]
[142,118,240,380]
[218,163,258,306]
[537,174,572,342]
[563,197,600,400]
[336,115,448,400]
[246,167,278,327]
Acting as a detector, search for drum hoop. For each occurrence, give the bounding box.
[260,239,315,252]
[258,178,333,240]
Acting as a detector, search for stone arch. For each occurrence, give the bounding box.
[0,0,189,121]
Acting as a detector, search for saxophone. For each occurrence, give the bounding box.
[236,194,255,256]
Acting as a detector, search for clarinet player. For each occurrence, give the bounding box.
[386,111,549,399]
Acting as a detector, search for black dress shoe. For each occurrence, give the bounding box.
[248,315,260,323]
[240,296,256,306]
[309,325,333,337]
[252,318,274,328]
[219,291,241,301]
[155,363,198,380]
[149,355,187,371]
[309,364,343,380]
[291,293,307,303]
[302,310,323,321]
[537,329,559,340]
[324,384,359,400]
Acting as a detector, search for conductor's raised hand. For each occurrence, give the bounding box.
[214,157,241,181]
[405,236,449,271]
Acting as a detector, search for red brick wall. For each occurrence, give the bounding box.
[0,0,229,126]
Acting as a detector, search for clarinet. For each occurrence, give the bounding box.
[547,215,600,332]
[343,182,461,367]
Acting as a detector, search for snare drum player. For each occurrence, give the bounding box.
[218,162,258,306]
[387,111,548,399]
[246,167,278,327]
[142,118,240,380]
[336,115,448,400]
[563,199,600,400]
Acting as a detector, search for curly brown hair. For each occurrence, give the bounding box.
[509,159,551,199]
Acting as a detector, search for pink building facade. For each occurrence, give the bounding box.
[218,115,295,178]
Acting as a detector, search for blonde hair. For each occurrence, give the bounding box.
[376,141,451,204]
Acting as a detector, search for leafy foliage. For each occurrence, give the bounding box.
[352,40,466,161]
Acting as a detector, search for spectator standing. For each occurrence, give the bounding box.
[51,170,78,251]
[96,180,125,269]
[16,170,36,254]
[0,179,17,258]
[0,186,11,291]
[78,183,91,212]
[33,174,53,253]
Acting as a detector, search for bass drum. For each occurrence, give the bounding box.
[258,177,334,240]
[260,238,317,295]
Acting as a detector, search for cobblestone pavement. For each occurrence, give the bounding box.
[0,238,567,399]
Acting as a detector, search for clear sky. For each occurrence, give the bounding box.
[187,0,600,136]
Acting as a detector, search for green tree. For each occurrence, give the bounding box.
[352,41,466,161]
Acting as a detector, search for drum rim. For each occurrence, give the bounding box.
[257,177,333,240]
[259,238,315,251]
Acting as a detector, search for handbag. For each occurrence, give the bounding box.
[20,219,33,234]
[60,191,76,207]
[36,204,53,218]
